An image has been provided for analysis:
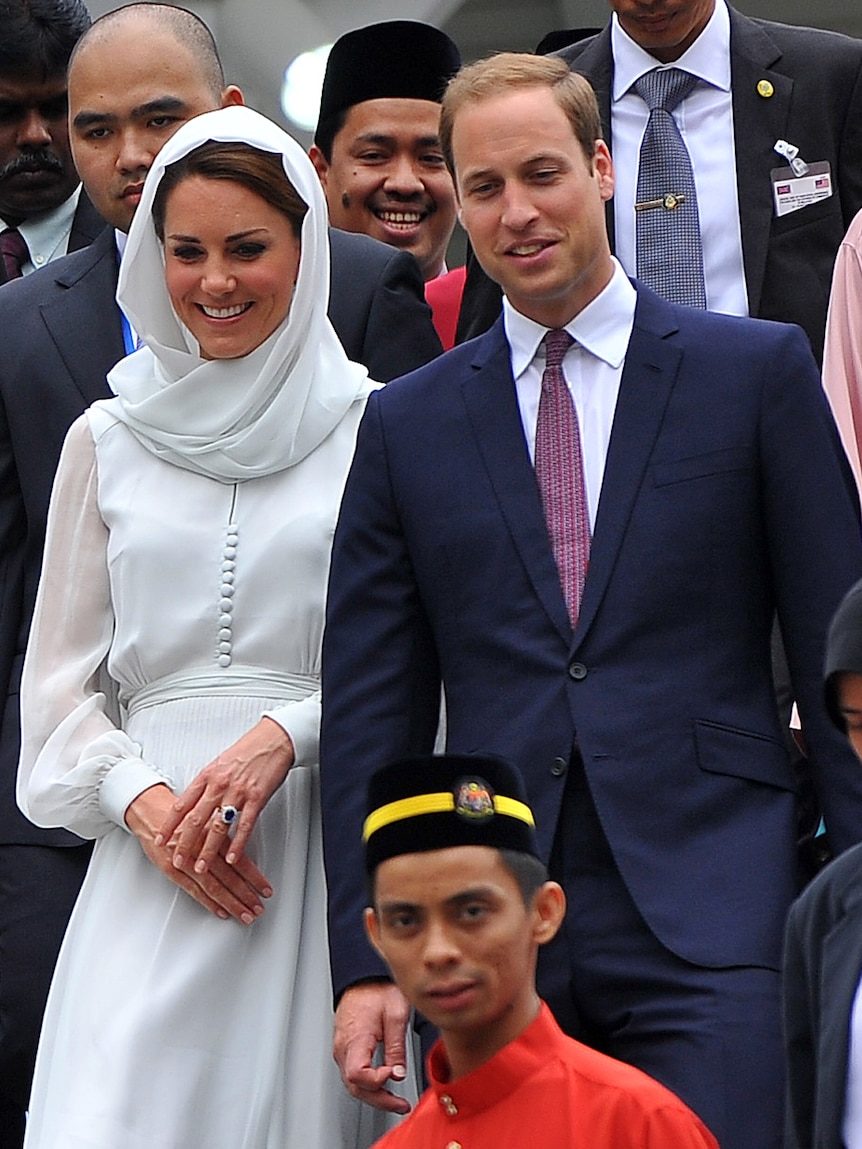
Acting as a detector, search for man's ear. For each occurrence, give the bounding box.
[308,145,330,189]
[364,905,386,961]
[220,85,245,108]
[531,881,566,947]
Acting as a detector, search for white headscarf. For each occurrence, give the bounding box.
[103,105,373,482]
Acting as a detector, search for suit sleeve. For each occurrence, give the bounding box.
[0,386,26,753]
[782,894,819,1149]
[320,390,441,997]
[361,248,443,381]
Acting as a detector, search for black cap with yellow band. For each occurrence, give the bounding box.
[363,754,539,874]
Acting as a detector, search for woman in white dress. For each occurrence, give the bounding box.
[16,105,402,1148]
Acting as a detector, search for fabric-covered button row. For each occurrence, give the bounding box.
[216,522,239,667]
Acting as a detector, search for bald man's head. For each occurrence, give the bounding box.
[69,3,241,231]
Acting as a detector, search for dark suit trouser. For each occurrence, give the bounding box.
[0,842,91,1149]
[537,757,783,1149]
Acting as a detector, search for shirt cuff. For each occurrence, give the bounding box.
[99,758,172,830]
[262,695,320,767]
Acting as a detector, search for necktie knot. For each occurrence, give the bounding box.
[544,328,573,371]
[0,227,29,281]
[634,67,699,115]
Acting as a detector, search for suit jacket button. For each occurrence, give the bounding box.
[551,757,567,777]
[568,662,587,680]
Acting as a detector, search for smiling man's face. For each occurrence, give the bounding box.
[311,96,456,281]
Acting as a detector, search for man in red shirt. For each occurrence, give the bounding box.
[362,754,720,1148]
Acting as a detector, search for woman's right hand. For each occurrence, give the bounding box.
[125,783,272,924]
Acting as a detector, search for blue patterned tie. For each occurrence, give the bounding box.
[534,330,590,626]
[634,68,706,308]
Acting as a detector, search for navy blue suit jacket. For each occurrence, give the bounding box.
[321,286,862,998]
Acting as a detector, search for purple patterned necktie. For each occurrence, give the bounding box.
[0,227,29,281]
[534,329,591,626]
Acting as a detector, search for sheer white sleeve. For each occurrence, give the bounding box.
[17,416,172,838]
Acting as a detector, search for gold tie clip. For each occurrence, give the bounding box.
[634,193,687,212]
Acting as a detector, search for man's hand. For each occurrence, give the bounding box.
[334,982,413,1114]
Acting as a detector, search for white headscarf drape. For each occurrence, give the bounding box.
[102,105,374,482]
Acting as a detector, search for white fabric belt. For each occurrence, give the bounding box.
[122,665,317,716]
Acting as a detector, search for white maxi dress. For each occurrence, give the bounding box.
[17,401,396,1148]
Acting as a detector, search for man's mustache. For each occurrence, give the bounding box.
[0,151,65,181]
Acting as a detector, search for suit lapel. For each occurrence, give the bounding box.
[68,192,107,253]
[728,8,789,318]
[460,321,574,643]
[39,227,125,406]
[574,287,682,646]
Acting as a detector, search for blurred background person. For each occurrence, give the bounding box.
[784,578,862,1149]
[0,0,97,287]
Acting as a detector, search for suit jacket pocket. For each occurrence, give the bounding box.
[652,447,751,488]
[694,719,796,792]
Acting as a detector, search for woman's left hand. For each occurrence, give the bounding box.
[157,716,295,877]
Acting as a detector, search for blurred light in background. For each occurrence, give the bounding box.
[281,43,333,132]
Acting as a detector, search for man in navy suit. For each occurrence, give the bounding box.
[320,53,862,1149]
[0,6,442,1144]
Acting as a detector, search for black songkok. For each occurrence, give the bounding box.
[314,20,461,147]
[363,753,539,874]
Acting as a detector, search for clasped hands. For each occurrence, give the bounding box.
[124,716,294,924]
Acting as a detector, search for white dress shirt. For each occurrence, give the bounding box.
[1,184,82,276]
[610,0,748,316]
[503,258,636,530]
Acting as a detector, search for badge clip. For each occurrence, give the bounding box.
[774,140,809,178]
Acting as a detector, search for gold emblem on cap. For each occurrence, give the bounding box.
[757,80,774,98]
[454,778,495,821]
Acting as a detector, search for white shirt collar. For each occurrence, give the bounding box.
[1,184,82,273]
[504,258,636,379]
[611,0,731,101]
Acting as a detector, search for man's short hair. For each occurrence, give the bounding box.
[0,0,91,80]
[439,52,602,177]
[313,109,347,165]
[71,3,224,97]
[367,847,549,908]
